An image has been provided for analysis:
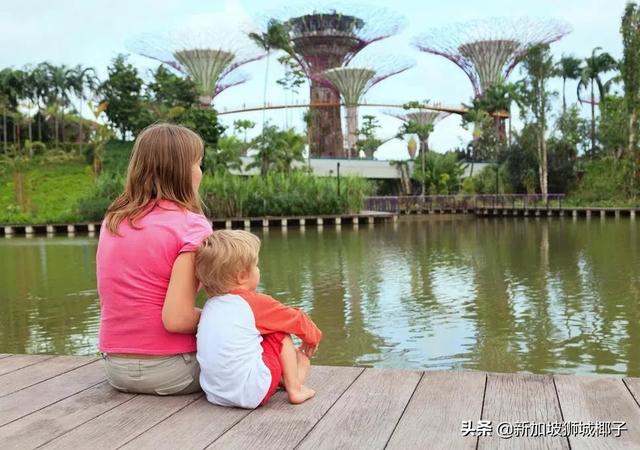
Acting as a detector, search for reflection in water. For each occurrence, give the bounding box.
[0,237,100,355]
[1,217,640,376]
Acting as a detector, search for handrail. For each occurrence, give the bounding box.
[364,194,566,213]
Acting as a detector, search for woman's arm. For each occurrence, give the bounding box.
[162,252,201,333]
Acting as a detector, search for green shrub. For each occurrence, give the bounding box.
[76,172,124,221]
[567,156,638,205]
[199,172,374,218]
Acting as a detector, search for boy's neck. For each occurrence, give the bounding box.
[229,283,254,292]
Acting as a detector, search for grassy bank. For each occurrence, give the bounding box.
[0,157,95,224]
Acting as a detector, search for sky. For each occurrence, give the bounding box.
[0,0,629,159]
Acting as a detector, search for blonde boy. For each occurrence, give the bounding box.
[195,230,321,408]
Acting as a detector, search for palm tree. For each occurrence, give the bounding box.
[0,68,26,151]
[577,47,617,156]
[555,55,582,114]
[69,65,98,143]
[45,63,75,144]
[249,20,292,129]
[30,63,50,141]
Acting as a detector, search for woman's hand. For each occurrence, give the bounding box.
[162,252,201,334]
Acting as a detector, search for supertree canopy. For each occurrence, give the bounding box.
[324,55,412,157]
[385,106,450,157]
[413,17,571,96]
[263,5,404,157]
[130,29,264,107]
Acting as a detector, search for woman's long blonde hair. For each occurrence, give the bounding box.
[104,123,204,234]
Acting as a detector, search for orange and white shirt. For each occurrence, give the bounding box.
[196,288,322,409]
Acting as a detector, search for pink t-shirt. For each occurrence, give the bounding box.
[97,200,213,355]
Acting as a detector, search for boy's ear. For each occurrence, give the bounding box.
[236,269,249,284]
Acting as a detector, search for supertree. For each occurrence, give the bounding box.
[324,55,412,157]
[130,29,264,107]
[260,5,404,157]
[413,17,571,97]
[385,105,450,158]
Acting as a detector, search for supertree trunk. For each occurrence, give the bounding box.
[310,82,343,157]
[345,105,358,158]
[495,116,507,141]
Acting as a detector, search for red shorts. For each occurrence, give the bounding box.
[260,332,286,406]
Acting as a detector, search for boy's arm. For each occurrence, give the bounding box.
[244,291,322,345]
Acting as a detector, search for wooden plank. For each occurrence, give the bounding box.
[0,382,134,449]
[121,397,252,450]
[555,375,640,449]
[0,354,55,376]
[207,365,364,450]
[0,360,105,426]
[386,370,486,450]
[479,373,568,449]
[41,392,202,449]
[623,377,640,407]
[0,356,98,397]
[296,368,421,450]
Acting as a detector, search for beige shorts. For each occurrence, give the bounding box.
[103,352,201,395]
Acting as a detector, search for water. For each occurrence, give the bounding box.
[1,216,639,376]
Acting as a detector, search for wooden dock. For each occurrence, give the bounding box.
[1,354,640,449]
[0,212,396,237]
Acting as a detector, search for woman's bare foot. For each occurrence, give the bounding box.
[287,384,315,404]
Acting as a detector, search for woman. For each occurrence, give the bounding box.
[97,123,212,395]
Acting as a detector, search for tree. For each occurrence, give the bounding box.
[29,63,50,141]
[69,65,98,143]
[621,2,640,169]
[45,63,76,144]
[146,65,197,108]
[356,115,383,159]
[233,119,255,155]
[469,81,524,144]
[0,68,26,151]
[554,55,582,113]
[248,124,305,175]
[412,152,464,195]
[520,44,555,197]
[577,47,617,156]
[248,20,292,128]
[100,54,145,140]
[204,136,243,174]
[181,108,225,147]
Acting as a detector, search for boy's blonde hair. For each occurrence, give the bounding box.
[104,123,204,234]
[196,230,261,297]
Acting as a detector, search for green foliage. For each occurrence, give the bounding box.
[598,95,628,157]
[76,171,124,222]
[554,55,583,112]
[204,136,243,174]
[621,2,640,158]
[200,172,374,218]
[0,156,94,224]
[276,55,306,94]
[504,125,539,193]
[411,152,464,194]
[470,165,511,194]
[100,54,145,139]
[570,156,638,203]
[249,19,292,54]
[147,66,197,108]
[247,124,305,175]
[181,108,225,147]
[357,115,382,159]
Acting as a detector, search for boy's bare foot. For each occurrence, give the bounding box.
[296,349,311,385]
[288,384,315,404]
